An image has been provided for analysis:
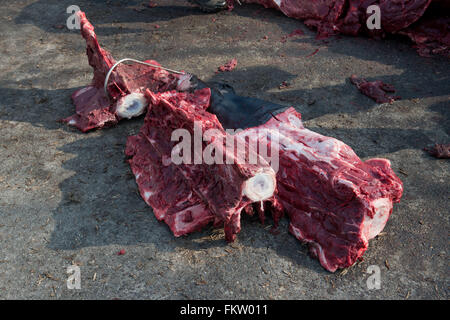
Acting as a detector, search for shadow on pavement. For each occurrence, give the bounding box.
[15,0,204,35]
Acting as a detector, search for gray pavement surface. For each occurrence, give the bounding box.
[0,0,449,299]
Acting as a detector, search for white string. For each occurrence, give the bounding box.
[103,58,185,98]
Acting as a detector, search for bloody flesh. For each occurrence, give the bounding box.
[350,75,401,104]
[125,88,279,242]
[236,0,449,57]
[66,12,404,272]
[61,11,190,132]
[203,91,403,272]
[424,143,450,158]
[238,109,403,271]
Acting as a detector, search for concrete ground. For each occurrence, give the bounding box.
[0,0,448,300]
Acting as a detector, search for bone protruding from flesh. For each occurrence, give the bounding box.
[116,93,147,119]
[176,73,193,91]
[362,197,393,241]
[243,172,276,202]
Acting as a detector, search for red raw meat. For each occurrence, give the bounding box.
[64,12,405,272]
[350,75,401,104]
[239,108,403,271]
[400,16,450,58]
[424,143,450,158]
[218,58,238,72]
[61,11,191,132]
[226,0,235,10]
[205,91,403,271]
[240,0,430,35]
[233,0,448,57]
[305,48,320,58]
[288,29,304,37]
[125,88,280,242]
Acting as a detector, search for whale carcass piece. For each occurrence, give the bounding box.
[350,75,401,104]
[399,15,450,58]
[241,107,403,272]
[61,11,190,132]
[239,0,449,57]
[125,88,278,241]
[241,0,431,37]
